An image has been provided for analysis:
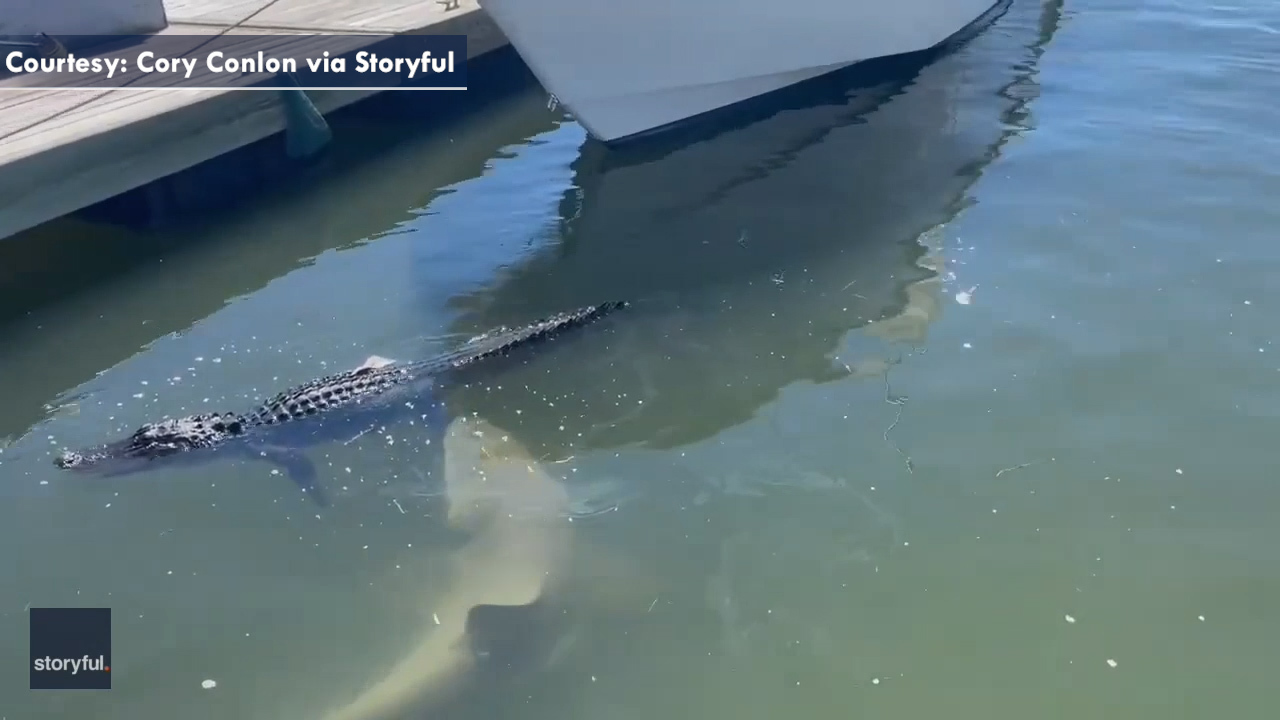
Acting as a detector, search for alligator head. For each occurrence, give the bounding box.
[54,412,248,476]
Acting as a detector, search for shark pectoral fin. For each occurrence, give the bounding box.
[256,446,329,507]
[464,599,558,673]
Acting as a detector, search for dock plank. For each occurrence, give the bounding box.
[0,0,508,241]
[166,0,467,34]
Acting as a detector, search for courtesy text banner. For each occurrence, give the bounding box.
[3,34,467,89]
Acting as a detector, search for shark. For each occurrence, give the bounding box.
[314,415,661,720]
[315,415,578,720]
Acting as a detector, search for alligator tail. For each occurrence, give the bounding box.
[418,301,629,377]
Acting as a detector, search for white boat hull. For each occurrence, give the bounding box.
[477,0,1002,142]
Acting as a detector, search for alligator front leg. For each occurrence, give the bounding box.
[251,444,328,507]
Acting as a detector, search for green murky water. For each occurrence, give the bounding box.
[1,0,1278,717]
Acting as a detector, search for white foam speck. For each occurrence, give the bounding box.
[201,679,217,689]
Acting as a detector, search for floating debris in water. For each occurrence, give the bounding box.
[201,679,217,689]
[1064,614,1076,624]
[1105,659,1117,669]
[955,285,978,305]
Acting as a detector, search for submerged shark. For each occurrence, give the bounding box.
[313,415,660,720]
[315,415,577,720]
[52,301,628,505]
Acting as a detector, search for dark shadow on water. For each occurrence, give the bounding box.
[0,47,558,443]
[437,0,1065,464]
[0,47,540,327]
[422,7,1067,716]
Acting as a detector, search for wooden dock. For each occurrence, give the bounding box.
[0,0,509,241]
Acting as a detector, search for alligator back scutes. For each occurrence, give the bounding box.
[247,363,416,426]
[431,301,628,373]
[53,301,629,472]
[244,302,627,424]
[137,412,250,449]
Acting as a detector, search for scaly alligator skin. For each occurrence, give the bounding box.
[53,301,627,502]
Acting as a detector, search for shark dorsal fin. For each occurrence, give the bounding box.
[354,355,397,373]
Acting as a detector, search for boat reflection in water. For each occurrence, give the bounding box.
[324,4,1065,718]
[440,4,1047,461]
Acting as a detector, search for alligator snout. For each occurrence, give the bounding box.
[53,451,83,469]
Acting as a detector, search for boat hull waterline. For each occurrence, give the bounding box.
[477,0,1004,142]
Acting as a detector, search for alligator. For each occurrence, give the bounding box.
[53,301,628,505]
